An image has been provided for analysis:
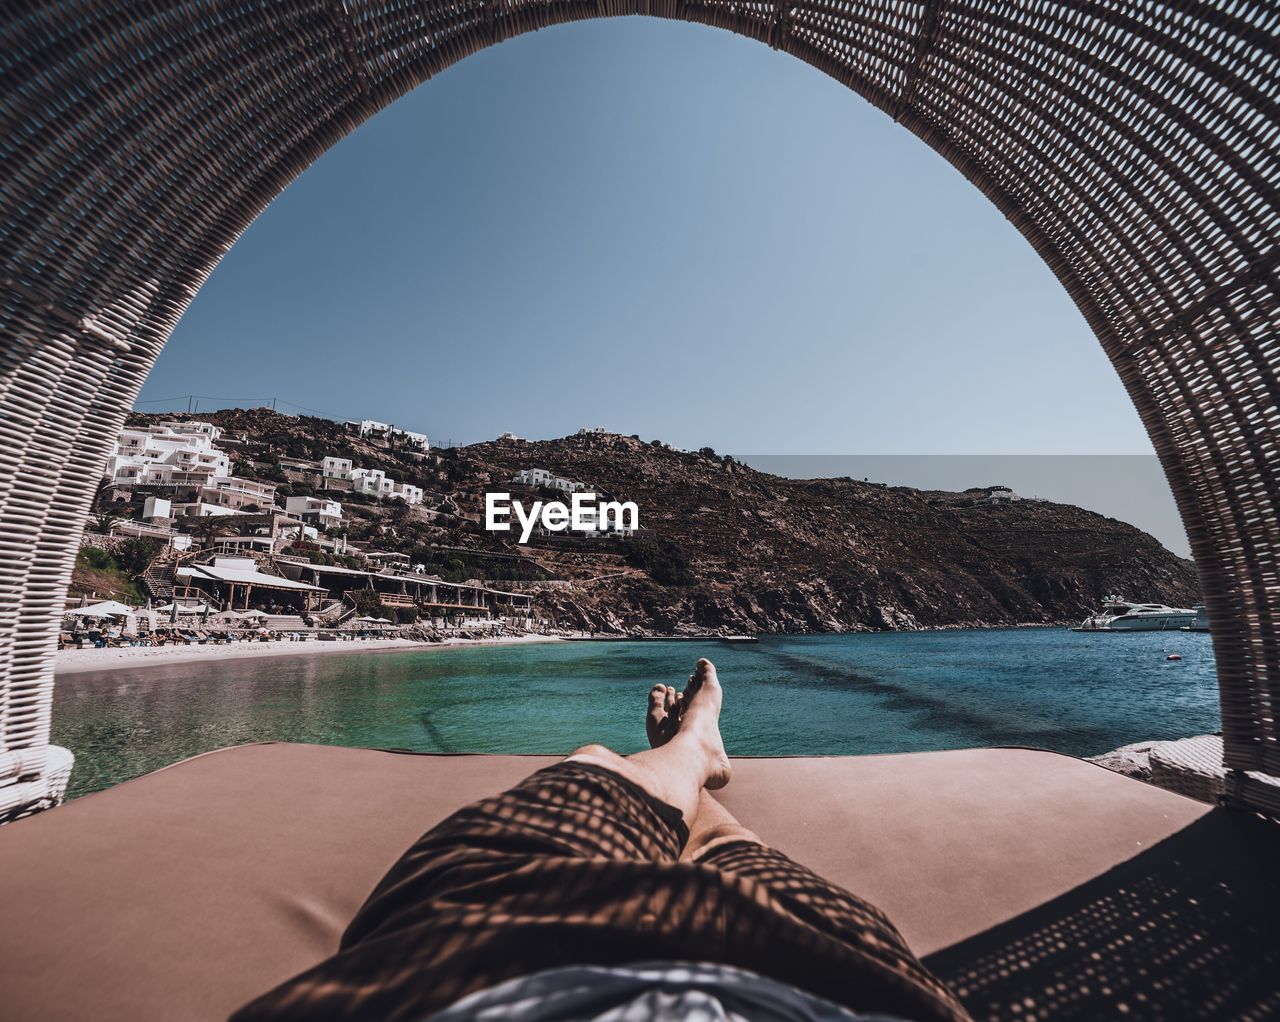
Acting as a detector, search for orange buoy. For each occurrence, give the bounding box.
[1167,653,1182,661]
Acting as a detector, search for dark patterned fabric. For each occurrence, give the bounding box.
[232,761,970,1022]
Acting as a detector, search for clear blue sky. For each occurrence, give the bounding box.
[141,17,1155,458]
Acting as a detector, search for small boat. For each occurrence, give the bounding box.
[1181,605,1211,632]
[1074,595,1197,632]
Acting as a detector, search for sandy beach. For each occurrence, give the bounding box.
[55,634,561,677]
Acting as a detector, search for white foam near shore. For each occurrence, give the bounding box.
[55,634,561,677]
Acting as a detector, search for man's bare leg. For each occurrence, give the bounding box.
[681,790,764,861]
[566,658,732,828]
[637,661,766,859]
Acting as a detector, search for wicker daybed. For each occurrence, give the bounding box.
[1,3,1279,1019]
[2,1,1278,823]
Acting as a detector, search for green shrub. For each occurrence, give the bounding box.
[77,547,117,571]
[622,536,695,586]
[117,536,163,577]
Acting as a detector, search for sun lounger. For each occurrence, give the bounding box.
[2,745,1275,1022]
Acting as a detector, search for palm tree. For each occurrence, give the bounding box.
[90,478,123,534]
[190,514,236,551]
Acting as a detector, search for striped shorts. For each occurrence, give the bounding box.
[233,761,971,1022]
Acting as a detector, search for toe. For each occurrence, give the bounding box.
[647,686,668,747]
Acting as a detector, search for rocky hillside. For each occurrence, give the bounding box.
[124,411,1199,634]
[453,433,1199,633]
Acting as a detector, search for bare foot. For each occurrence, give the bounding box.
[646,659,731,789]
[646,683,682,748]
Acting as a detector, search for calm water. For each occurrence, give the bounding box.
[53,629,1220,800]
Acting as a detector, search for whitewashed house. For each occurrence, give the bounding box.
[155,419,224,440]
[391,429,429,450]
[346,420,429,450]
[511,468,586,494]
[347,419,391,438]
[199,477,278,512]
[106,424,232,487]
[573,504,637,538]
[285,495,344,529]
[321,456,353,480]
[391,483,424,505]
[511,467,554,487]
[350,467,394,498]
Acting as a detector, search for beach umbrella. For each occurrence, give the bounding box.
[130,609,159,629]
[70,600,133,618]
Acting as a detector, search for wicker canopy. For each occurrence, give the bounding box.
[0,2,1277,821]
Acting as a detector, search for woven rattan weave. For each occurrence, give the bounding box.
[1,2,1278,820]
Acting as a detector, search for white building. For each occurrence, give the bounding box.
[199,477,278,512]
[511,467,553,487]
[155,419,223,440]
[392,429,429,450]
[511,468,586,494]
[285,495,344,529]
[573,505,637,537]
[142,495,171,520]
[346,419,429,450]
[391,482,424,505]
[179,502,245,518]
[347,419,391,438]
[210,534,279,556]
[350,467,394,498]
[321,456,352,480]
[106,424,232,487]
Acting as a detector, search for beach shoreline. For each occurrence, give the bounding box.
[55,634,562,677]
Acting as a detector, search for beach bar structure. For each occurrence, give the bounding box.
[175,558,328,613]
[1,2,1280,1020]
[274,561,533,622]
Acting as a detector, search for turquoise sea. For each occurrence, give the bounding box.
[53,629,1220,800]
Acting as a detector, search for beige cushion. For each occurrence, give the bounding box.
[0,744,1210,1021]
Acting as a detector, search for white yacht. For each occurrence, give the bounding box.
[1181,605,1211,632]
[1074,595,1197,632]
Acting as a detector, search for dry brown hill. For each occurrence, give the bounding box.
[127,412,1199,634]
